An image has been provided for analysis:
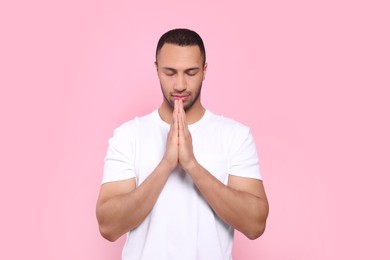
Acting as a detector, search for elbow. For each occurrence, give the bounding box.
[245,222,266,240]
[244,208,268,240]
[99,224,121,242]
[245,197,269,240]
[96,205,122,242]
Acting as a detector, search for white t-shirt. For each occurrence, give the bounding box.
[102,110,261,260]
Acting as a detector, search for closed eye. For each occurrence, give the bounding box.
[186,68,200,76]
[162,68,176,76]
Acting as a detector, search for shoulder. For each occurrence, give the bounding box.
[206,110,251,137]
[201,111,255,153]
[113,110,157,135]
[112,118,138,138]
[108,112,156,147]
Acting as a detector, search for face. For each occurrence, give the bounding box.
[156,43,207,112]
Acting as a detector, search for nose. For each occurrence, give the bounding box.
[173,73,187,92]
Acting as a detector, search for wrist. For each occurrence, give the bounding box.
[182,159,200,176]
[159,158,177,173]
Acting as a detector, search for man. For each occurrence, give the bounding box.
[96,28,269,260]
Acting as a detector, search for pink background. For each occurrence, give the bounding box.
[1,0,389,259]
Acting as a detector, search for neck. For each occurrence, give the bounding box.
[158,101,205,125]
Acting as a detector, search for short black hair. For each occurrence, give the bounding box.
[155,28,206,65]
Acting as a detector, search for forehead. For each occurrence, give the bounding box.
[157,43,203,66]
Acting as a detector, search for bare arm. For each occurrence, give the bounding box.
[96,105,180,242]
[96,161,173,241]
[187,165,268,239]
[176,100,269,239]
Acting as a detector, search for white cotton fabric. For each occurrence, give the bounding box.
[102,110,261,260]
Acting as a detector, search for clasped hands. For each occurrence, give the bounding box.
[163,99,198,173]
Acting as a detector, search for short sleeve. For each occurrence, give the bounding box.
[228,128,262,180]
[102,121,137,184]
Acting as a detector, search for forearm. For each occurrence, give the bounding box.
[186,163,268,239]
[97,161,173,241]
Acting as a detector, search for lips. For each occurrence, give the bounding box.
[172,94,189,100]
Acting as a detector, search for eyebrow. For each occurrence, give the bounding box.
[161,67,201,72]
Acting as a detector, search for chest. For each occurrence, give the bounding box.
[136,127,231,184]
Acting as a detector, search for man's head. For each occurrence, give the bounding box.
[156,28,206,66]
[155,29,207,113]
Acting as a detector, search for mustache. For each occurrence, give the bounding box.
[171,91,191,95]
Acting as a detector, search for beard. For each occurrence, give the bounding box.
[161,83,202,112]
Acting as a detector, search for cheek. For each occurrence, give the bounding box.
[187,74,203,84]
[189,78,203,89]
[159,77,172,88]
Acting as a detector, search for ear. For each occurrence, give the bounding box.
[154,61,158,71]
[202,63,208,80]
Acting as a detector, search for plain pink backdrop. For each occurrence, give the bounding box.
[1,0,389,259]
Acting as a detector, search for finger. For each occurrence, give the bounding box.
[173,113,179,138]
[172,100,179,132]
[178,101,190,136]
[173,100,179,119]
[178,99,184,114]
[177,100,184,123]
[178,105,184,135]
